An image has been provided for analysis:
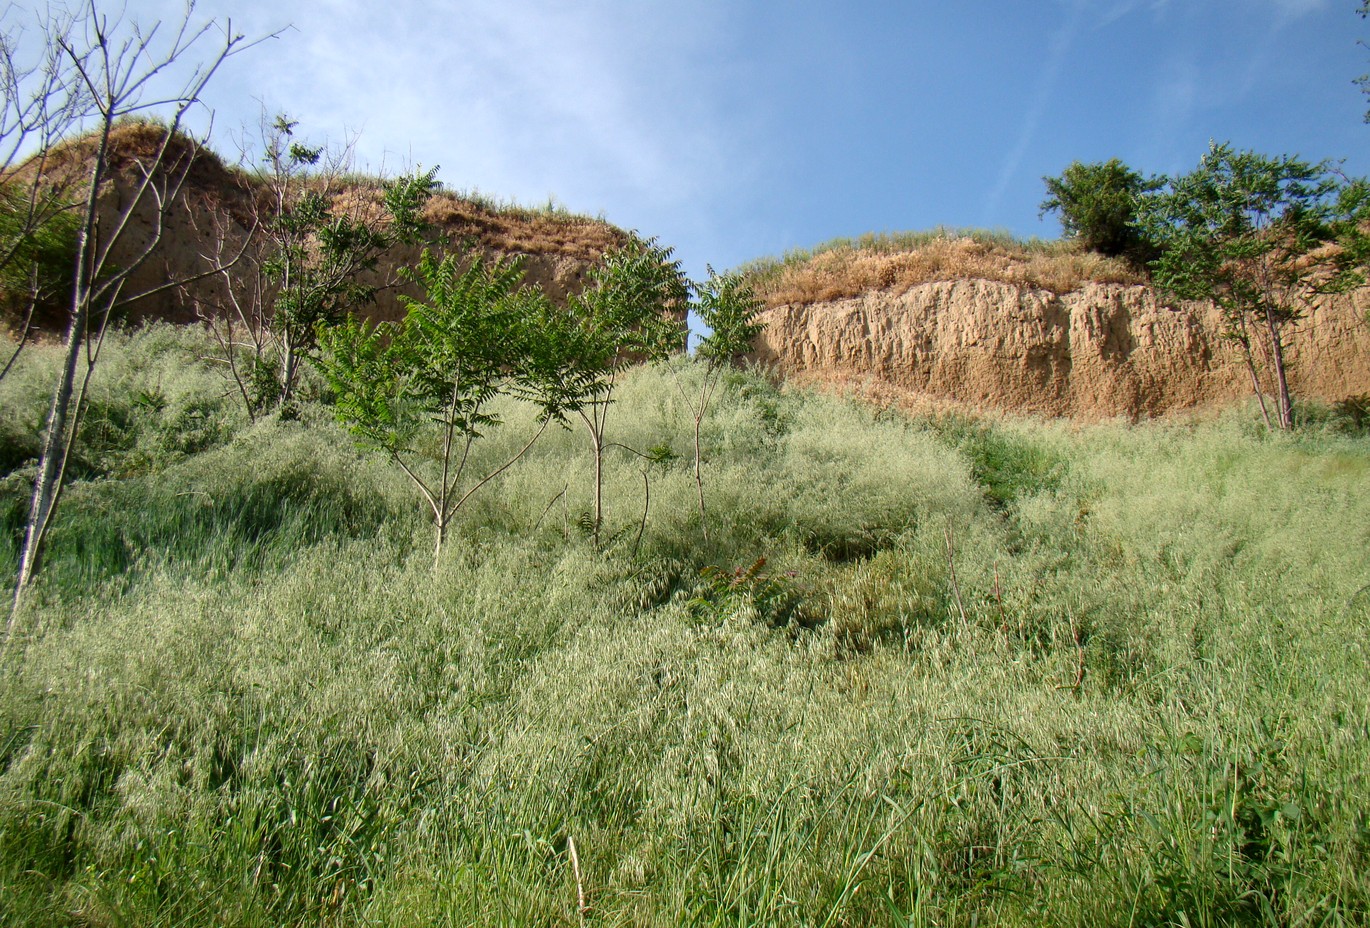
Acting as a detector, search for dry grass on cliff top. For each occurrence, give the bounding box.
[739,228,1145,308]
[36,120,626,262]
[420,190,626,260]
[330,183,627,261]
[23,119,252,211]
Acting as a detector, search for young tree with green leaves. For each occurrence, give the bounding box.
[1134,142,1367,431]
[316,246,574,561]
[198,115,437,418]
[1039,158,1162,264]
[672,266,763,541]
[557,235,688,543]
[263,117,436,412]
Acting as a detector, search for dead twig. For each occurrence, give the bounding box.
[992,560,1006,633]
[944,520,969,629]
[534,483,567,531]
[568,834,588,925]
[1055,622,1086,692]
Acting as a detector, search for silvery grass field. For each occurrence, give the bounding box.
[1,325,1368,927]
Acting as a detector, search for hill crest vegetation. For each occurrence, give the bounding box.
[29,119,628,261]
[736,228,1146,308]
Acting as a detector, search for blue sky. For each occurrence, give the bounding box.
[82,1,1370,279]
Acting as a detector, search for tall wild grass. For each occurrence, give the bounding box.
[0,325,1367,926]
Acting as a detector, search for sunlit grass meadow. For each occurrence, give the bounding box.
[1,326,1368,926]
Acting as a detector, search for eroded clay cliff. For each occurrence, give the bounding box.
[11,124,629,336]
[753,277,1370,419]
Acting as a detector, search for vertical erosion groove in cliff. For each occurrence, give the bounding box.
[753,278,1370,419]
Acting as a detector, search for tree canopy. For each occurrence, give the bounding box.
[1134,142,1367,430]
[1040,159,1162,264]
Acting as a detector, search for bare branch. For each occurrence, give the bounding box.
[10,0,273,612]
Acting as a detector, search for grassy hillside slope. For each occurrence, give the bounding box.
[1,326,1368,926]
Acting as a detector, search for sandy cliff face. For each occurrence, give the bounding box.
[104,180,625,331]
[753,279,1370,419]
[12,125,628,335]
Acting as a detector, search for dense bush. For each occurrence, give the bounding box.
[1334,393,1370,433]
[1040,158,1163,265]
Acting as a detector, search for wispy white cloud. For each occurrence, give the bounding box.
[983,2,1086,220]
[1149,55,1200,169]
[1093,0,1169,27]
[226,0,756,225]
[110,0,760,253]
[1266,0,1328,19]
[1129,0,1324,166]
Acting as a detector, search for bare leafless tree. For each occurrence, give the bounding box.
[9,1,272,617]
[186,199,273,419]
[0,3,90,379]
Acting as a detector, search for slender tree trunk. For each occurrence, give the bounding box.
[428,416,549,563]
[1264,307,1294,430]
[1236,324,1274,432]
[433,411,459,565]
[578,411,605,545]
[669,358,712,543]
[279,336,297,408]
[13,309,83,610]
[634,468,650,557]
[591,420,604,544]
[434,513,447,565]
[693,410,708,543]
[12,125,110,613]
